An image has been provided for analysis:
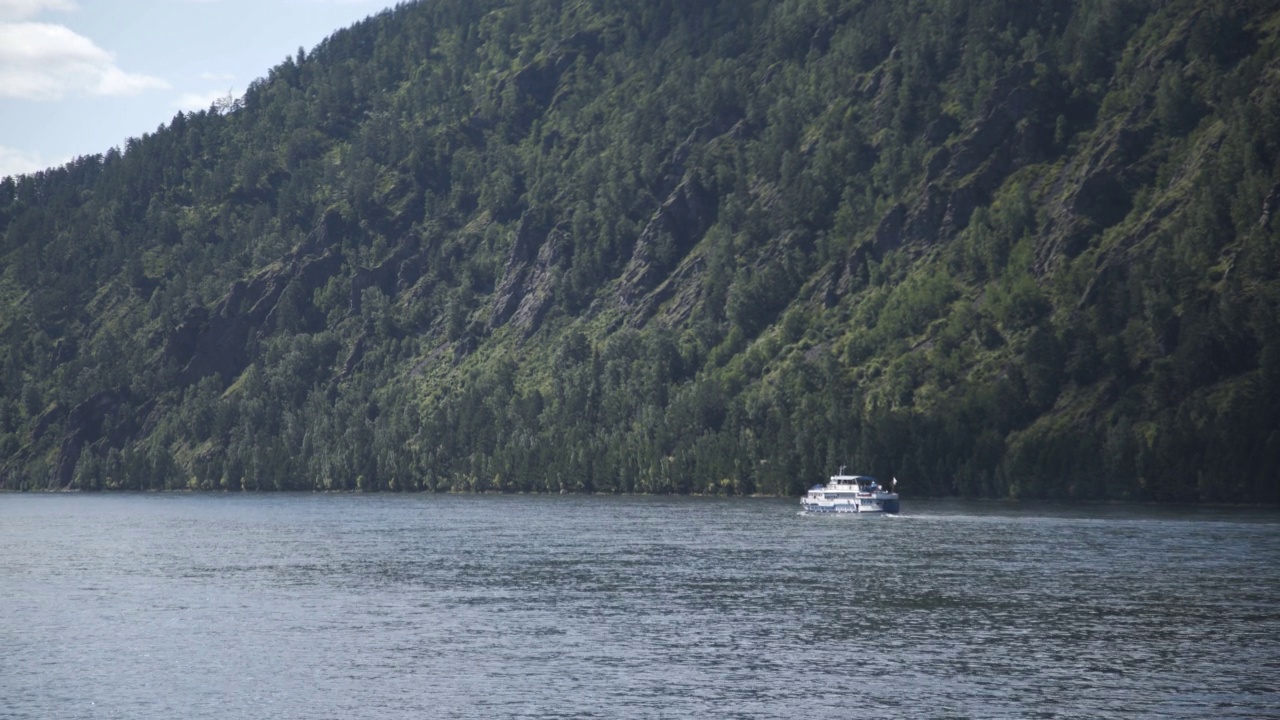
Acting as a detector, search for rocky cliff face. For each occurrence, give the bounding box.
[618,176,717,312]
[844,60,1063,286]
[490,212,554,333]
[164,217,347,387]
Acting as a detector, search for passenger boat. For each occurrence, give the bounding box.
[800,468,900,513]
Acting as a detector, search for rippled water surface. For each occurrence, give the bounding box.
[2,494,1278,719]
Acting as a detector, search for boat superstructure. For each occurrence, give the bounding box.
[801,468,900,514]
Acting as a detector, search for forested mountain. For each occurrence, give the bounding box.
[2,0,1278,501]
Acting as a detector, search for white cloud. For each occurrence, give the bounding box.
[0,22,169,100]
[0,0,76,22]
[172,88,236,112]
[0,144,63,178]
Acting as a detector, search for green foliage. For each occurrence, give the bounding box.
[1,0,1278,503]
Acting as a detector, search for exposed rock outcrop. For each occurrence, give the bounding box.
[1034,18,1218,277]
[508,227,566,337]
[652,112,744,199]
[163,217,350,387]
[909,60,1059,246]
[1261,182,1280,230]
[49,390,132,489]
[844,60,1060,291]
[1076,125,1227,306]
[29,401,67,443]
[490,212,551,329]
[500,30,605,130]
[618,176,717,308]
[1037,115,1158,274]
[350,235,419,314]
[634,254,707,329]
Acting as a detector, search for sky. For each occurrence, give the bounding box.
[0,0,404,179]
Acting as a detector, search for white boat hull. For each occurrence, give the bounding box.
[800,499,900,514]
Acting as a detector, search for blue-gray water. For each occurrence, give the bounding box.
[2,494,1278,719]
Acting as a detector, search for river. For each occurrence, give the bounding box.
[2,494,1277,718]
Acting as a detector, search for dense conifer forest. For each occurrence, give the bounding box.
[2,0,1278,501]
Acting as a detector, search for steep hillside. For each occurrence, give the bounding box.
[2,0,1278,501]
